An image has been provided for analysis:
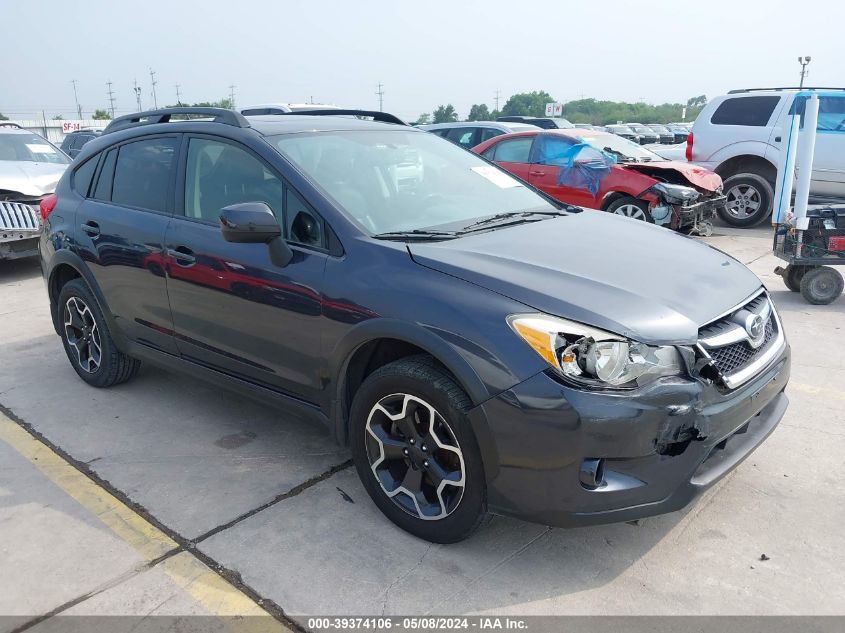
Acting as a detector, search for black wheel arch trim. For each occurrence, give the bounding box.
[328,318,502,482]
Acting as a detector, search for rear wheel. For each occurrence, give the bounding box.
[606,197,652,222]
[800,266,844,305]
[718,173,773,227]
[58,279,140,387]
[783,264,812,292]
[350,355,486,543]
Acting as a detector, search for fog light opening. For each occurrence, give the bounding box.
[580,458,606,490]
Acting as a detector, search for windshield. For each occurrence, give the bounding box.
[272,130,559,234]
[576,133,666,162]
[0,133,70,164]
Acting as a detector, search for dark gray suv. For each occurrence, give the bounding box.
[39,107,790,543]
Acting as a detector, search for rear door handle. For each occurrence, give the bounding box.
[529,170,546,176]
[168,246,196,267]
[80,221,100,237]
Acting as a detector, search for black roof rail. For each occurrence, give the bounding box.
[0,122,23,129]
[275,109,408,126]
[103,107,250,134]
[727,87,845,94]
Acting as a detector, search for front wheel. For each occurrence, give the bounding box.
[606,197,652,222]
[350,355,486,543]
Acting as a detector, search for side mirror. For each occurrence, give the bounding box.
[219,202,282,243]
[219,202,293,267]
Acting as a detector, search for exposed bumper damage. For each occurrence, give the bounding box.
[0,193,43,260]
[471,340,790,528]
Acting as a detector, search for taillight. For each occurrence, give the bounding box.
[685,132,693,162]
[39,194,58,221]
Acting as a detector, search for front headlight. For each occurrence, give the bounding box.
[508,314,683,389]
[650,182,700,205]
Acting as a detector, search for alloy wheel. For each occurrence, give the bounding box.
[725,184,761,219]
[64,296,102,373]
[614,204,648,221]
[365,393,465,520]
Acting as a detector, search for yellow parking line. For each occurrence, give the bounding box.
[0,412,291,630]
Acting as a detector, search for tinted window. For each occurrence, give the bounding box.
[710,96,780,126]
[492,137,533,163]
[93,149,117,200]
[286,188,324,247]
[445,127,476,148]
[72,155,99,197]
[111,138,177,211]
[535,135,576,165]
[479,128,503,143]
[184,138,283,223]
[789,96,845,132]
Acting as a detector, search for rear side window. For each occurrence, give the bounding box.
[93,149,117,200]
[479,128,503,143]
[710,96,780,126]
[72,155,99,197]
[111,138,177,212]
[491,137,533,163]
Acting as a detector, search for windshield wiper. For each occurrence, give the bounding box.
[372,229,459,241]
[460,210,567,232]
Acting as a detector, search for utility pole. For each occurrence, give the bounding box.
[175,83,182,106]
[494,89,500,113]
[71,79,82,119]
[106,81,116,118]
[149,68,158,109]
[798,55,812,88]
[133,79,142,112]
[228,85,236,110]
[376,82,384,112]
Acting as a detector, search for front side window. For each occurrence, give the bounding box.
[184,138,283,224]
[0,133,70,164]
[710,96,780,126]
[534,135,576,165]
[789,95,845,132]
[273,130,556,235]
[111,138,177,211]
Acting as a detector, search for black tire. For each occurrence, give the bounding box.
[783,264,812,292]
[57,279,141,387]
[719,173,774,227]
[799,266,844,305]
[350,355,486,543]
[606,197,653,223]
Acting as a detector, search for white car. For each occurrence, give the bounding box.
[239,103,340,116]
[419,121,540,150]
[689,87,845,226]
[0,124,70,260]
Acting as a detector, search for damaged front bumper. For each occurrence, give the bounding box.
[470,340,790,528]
[1,199,42,260]
[651,194,726,233]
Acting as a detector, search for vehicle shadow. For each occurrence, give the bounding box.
[0,257,41,284]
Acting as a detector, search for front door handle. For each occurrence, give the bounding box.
[774,136,782,142]
[529,170,546,177]
[169,246,196,267]
[80,221,100,237]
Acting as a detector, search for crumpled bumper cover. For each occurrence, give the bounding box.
[472,343,790,528]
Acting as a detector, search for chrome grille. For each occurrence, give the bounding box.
[697,291,784,389]
[0,202,41,231]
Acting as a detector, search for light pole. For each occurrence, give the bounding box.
[798,56,812,88]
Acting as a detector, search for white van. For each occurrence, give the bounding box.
[689,88,845,226]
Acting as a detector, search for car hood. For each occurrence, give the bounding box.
[622,160,722,192]
[0,161,67,197]
[408,212,761,344]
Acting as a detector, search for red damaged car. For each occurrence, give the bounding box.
[472,128,725,235]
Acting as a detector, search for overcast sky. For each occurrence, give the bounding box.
[2,0,842,121]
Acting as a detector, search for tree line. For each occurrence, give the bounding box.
[415,91,708,125]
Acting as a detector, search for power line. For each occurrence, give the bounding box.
[376,82,384,112]
[175,83,182,106]
[71,79,82,119]
[149,68,158,109]
[106,81,116,118]
[494,88,500,113]
[228,85,236,109]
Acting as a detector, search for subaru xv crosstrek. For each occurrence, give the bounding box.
[39,107,790,543]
